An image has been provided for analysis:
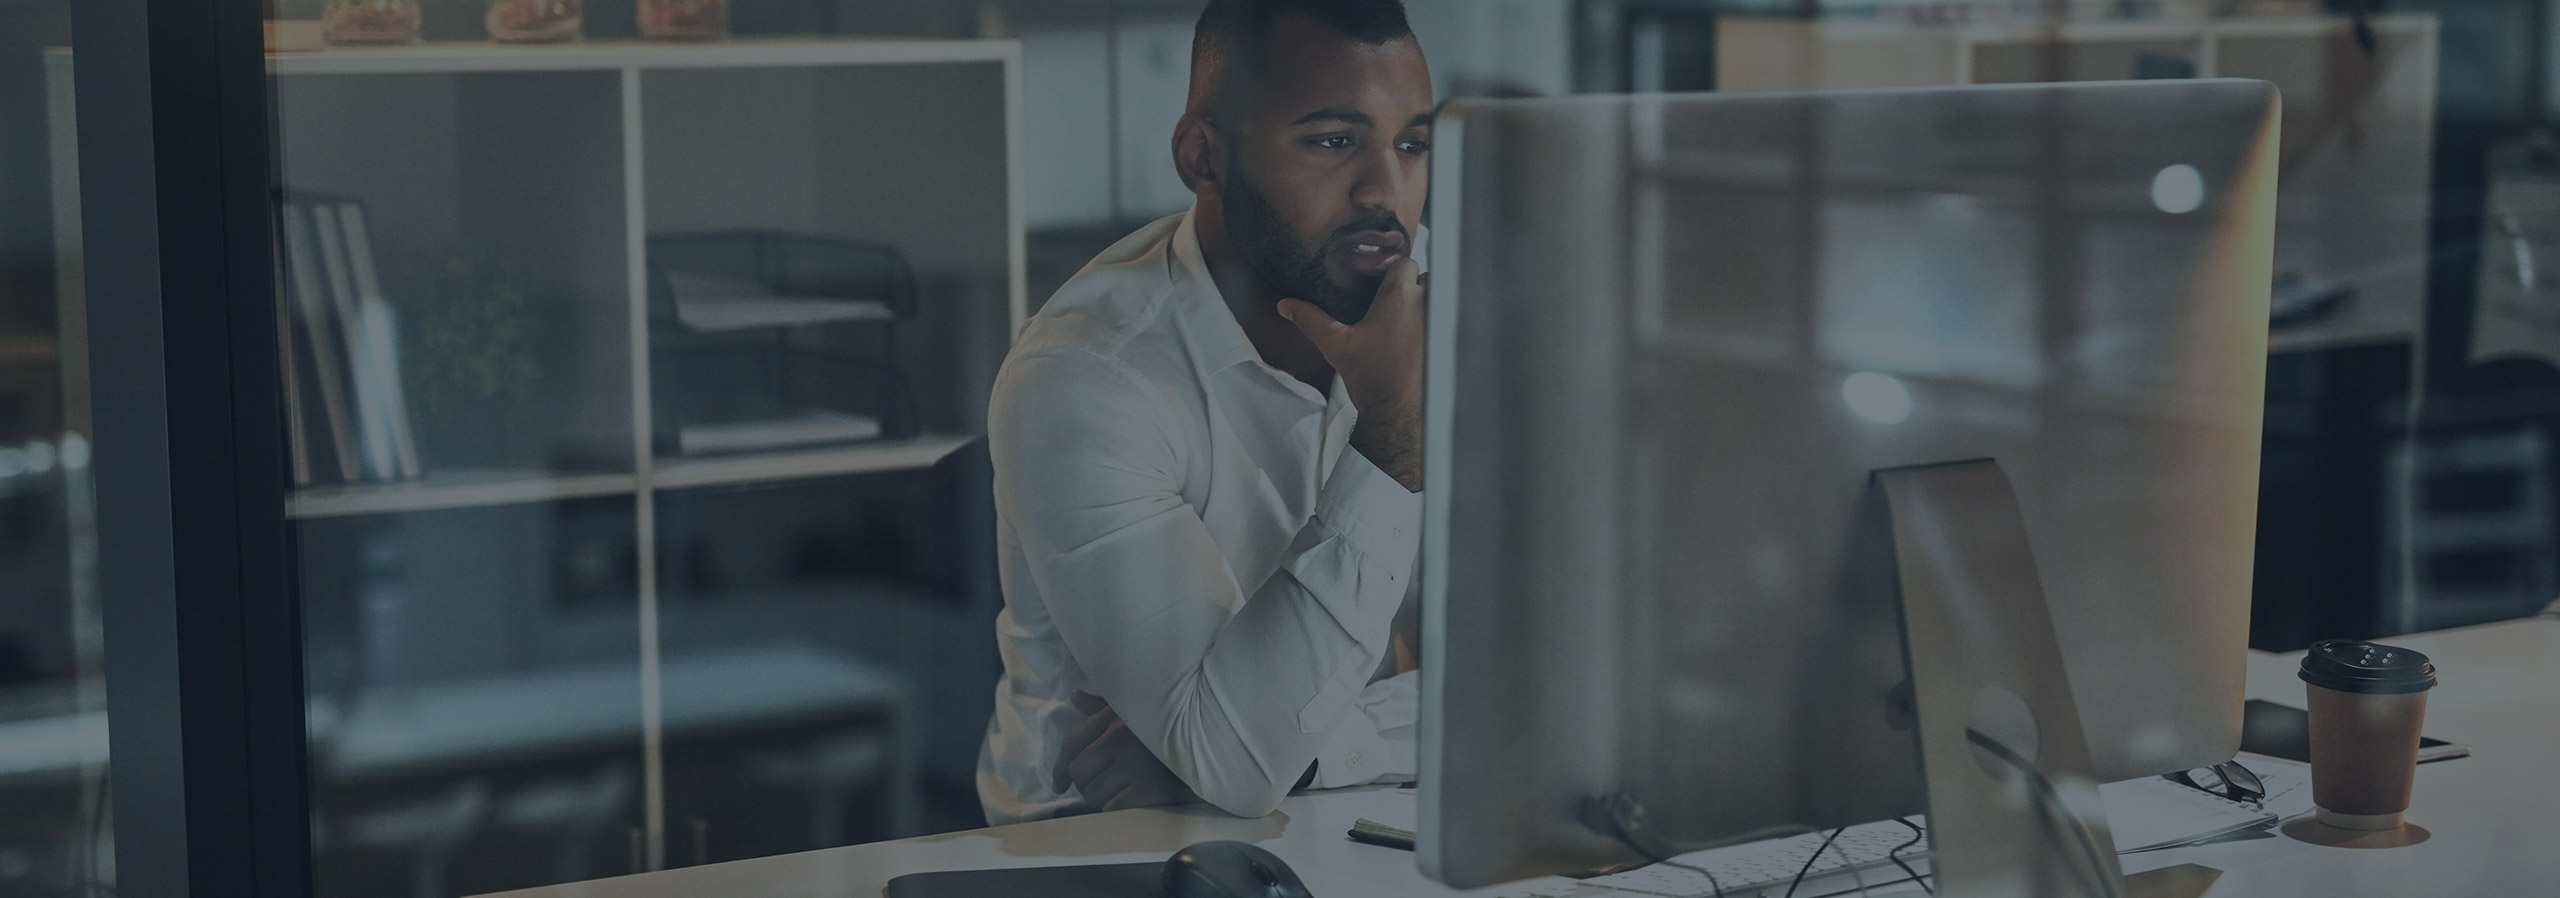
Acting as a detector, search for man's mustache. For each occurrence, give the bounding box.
[1330,215,1407,242]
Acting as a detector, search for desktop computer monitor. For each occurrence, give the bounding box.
[1416,80,2280,888]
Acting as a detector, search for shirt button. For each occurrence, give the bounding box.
[1346,752,1363,769]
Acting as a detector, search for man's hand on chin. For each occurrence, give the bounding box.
[1277,257,1426,492]
[1053,691,1201,813]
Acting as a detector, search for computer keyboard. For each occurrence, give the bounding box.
[1497,821,1932,898]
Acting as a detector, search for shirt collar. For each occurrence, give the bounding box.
[1170,203,1282,381]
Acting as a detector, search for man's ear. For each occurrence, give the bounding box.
[1172,113,1224,197]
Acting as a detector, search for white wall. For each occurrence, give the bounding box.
[1112,17,1202,224]
[1018,14,1196,230]
[1404,0,1576,98]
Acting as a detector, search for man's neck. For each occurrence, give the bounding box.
[1195,204,1336,394]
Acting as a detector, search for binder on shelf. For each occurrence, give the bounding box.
[281,194,361,483]
[278,190,423,485]
[337,199,422,479]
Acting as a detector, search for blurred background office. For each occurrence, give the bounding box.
[4,1,2560,897]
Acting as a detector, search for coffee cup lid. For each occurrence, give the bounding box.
[2299,640,2437,695]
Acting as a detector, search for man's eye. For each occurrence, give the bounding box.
[1314,135,1355,149]
[1400,140,1432,154]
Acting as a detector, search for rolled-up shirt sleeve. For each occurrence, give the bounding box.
[991,347,1421,817]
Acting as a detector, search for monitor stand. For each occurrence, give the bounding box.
[1872,459,2127,898]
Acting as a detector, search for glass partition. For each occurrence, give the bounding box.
[258,9,1020,893]
[153,0,2560,894]
[1,2,111,896]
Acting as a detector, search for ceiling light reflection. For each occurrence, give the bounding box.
[1842,371,1914,425]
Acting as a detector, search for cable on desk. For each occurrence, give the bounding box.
[1603,831,1727,898]
[1585,796,1729,898]
[1890,816,1932,895]
[1781,827,1847,898]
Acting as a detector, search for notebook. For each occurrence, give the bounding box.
[2099,761,2310,852]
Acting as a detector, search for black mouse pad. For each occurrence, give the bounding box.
[883,863,1163,898]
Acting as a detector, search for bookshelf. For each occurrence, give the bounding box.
[47,37,1022,886]
[239,39,1027,514]
[41,40,1025,513]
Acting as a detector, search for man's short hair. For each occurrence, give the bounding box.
[1188,0,1414,121]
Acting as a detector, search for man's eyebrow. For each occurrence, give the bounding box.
[1408,112,1434,129]
[1290,107,1373,127]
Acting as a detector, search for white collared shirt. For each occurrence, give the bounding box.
[975,207,1424,825]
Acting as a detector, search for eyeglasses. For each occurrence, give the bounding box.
[2165,760,2265,808]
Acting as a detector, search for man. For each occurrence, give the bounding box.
[977,0,1434,824]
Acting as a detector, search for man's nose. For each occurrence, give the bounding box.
[1349,143,1405,212]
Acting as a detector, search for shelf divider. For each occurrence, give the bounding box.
[285,470,640,519]
[648,433,974,492]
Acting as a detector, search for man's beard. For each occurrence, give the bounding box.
[1223,166,1397,325]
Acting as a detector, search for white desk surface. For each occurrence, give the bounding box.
[479,617,2560,898]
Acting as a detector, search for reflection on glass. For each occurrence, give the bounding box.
[1692,4,2560,649]
[269,23,1016,894]
[274,53,648,898]
[4,4,111,896]
[300,499,644,898]
[184,2,2560,892]
[1841,372,1915,426]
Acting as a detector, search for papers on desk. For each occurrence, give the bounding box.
[2103,760,2311,853]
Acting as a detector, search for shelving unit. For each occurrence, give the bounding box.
[54,38,1023,888]
[249,39,1026,517]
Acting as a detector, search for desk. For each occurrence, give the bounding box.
[477,617,2560,898]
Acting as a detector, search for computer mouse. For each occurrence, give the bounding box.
[1160,839,1313,898]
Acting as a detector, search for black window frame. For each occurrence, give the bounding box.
[71,0,310,894]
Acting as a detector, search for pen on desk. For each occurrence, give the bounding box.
[1348,818,1416,851]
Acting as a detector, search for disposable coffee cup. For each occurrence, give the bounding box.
[2298,640,2437,831]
